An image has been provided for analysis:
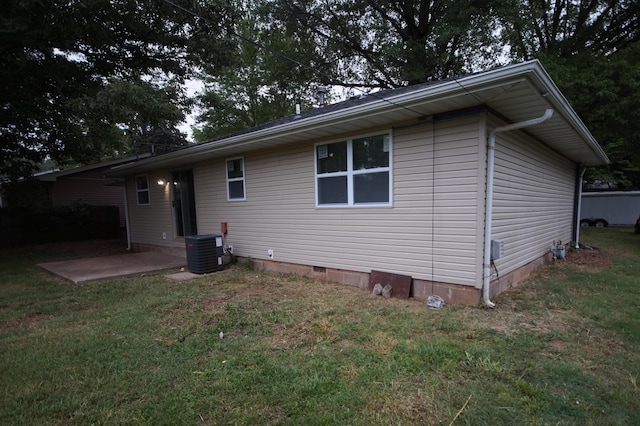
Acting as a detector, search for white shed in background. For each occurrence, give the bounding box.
[581,192,640,226]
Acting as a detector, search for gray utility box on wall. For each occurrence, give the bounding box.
[185,234,224,274]
[491,239,505,260]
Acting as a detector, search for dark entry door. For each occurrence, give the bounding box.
[172,170,197,237]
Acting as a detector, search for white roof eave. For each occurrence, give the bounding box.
[108,60,608,176]
[527,64,609,165]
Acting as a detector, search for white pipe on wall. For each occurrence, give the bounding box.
[574,167,587,249]
[483,109,554,308]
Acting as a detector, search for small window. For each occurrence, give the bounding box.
[136,175,150,205]
[315,133,392,207]
[226,157,246,201]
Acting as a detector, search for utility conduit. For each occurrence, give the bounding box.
[483,109,554,308]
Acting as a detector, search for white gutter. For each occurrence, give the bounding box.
[574,167,587,249]
[482,109,554,308]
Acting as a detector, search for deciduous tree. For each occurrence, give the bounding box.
[495,0,640,188]
[0,0,236,179]
[264,0,500,88]
[194,1,320,140]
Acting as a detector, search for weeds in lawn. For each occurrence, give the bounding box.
[0,227,639,424]
[237,256,255,270]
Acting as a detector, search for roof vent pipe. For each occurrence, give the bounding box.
[316,86,327,107]
[483,109,554,308]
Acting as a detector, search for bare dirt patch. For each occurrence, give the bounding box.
[266,321,319,351]
[534,247,612,279]
[564,247,613,270]
[203,285,274,310]
[202,274,311,311]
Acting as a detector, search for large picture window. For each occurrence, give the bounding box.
[315,133,391,207]
[136,175,150,205]
[226,157,246,201]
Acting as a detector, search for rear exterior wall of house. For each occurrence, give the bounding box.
[125,171,180,250]
[488,116,577,297]
[124,111,578,303]
[193,114,487,288]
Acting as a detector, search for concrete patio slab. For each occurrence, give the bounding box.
[38,252,187,284]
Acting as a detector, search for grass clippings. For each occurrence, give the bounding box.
[1,227,639,425]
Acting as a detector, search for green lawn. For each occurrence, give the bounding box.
[1,228,639,425]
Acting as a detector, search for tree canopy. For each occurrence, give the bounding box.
[495,0,640,188]
[2,0,639,189]
[196,0,639,188]
[0,0,236,179]
[194,1,321,141]
[264,0,501,87]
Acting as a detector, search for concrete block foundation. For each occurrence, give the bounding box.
[134,243,553,306]
[248,253,552,306]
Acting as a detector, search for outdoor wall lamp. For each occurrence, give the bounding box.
[157,178,168,186]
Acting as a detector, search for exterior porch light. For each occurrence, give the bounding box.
[157,178,167,186]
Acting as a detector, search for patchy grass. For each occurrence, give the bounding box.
[0,227,639,424]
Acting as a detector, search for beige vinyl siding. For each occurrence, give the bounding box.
[126,171,181,247]
[195,114,485,287]
[491,120,576,276]
[431,116,487,287]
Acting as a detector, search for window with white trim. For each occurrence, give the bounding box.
[226,157,246,201]
[315,132,391,207]
[136,175,150,205]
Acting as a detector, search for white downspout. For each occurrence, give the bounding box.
[483,109,554,308]
[574,167,587,249]
[123,179,132,250]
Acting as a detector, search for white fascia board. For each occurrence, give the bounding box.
[526,63,609,165]
[583,191,640,197]
[452,59,608,165]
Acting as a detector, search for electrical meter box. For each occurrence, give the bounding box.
[491,239,505,260]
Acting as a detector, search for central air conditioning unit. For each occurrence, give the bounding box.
[184,234,224,274]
